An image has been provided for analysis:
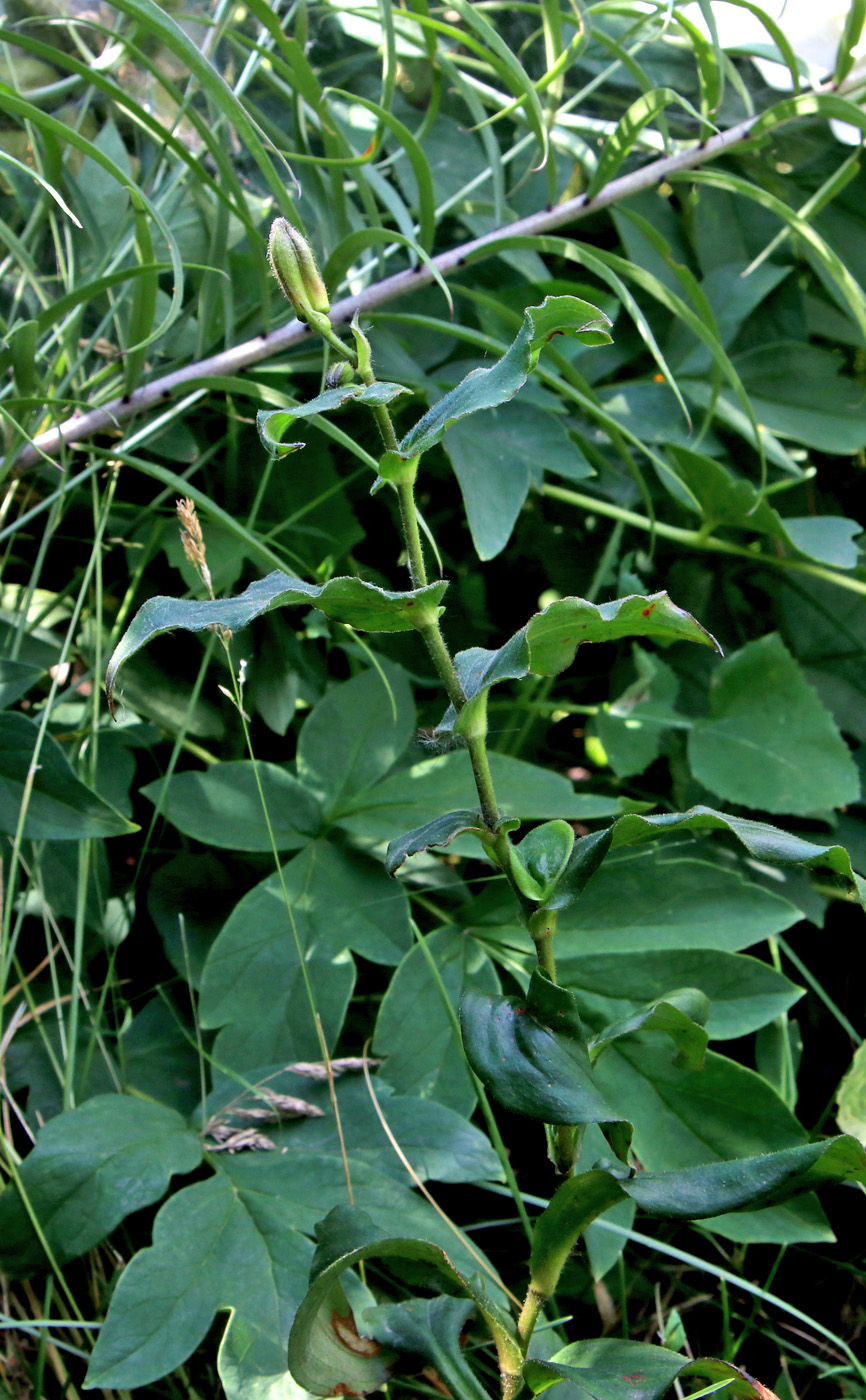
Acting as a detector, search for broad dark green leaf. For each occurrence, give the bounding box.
[0,713,137,840]
[442,401,589,560]
[558,949,802,1042]
[142,760,321,851]
[105,574,446,709]
[460,971,622,1129]
[257,381,410,456]
[339,751,627,843]
[287,1076,504,1185]
[0,1096,201,1276]
[298,663,416,813]
[525,1339,764,1400]
[88,1152,506,1396]
[666,444,862,569]
[688,634,860,815]
[555,852,802,956]
[398,296,611,457]
[200,840,408,1069]
[375,927,500,1115]
[0,658,43,708]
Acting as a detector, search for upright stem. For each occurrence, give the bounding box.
[397,480,427,589]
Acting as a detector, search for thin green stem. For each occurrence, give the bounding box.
[542,483,866,600]
[417,620,466,713]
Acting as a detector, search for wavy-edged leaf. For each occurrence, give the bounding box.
[460,970,623,1130]
[525,1339,767,1400]
[257,382,410,457]
[525,591,721,675]
[610,804,866,906]
[0,1096,201,1276]
[435,593,718,734]
[105,572,447,711]
[528,1136,866,1303]
[398,296,611,457]
[385,809,486,875]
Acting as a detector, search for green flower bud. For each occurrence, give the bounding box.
[326,361,354,390]
[268,218,330,322]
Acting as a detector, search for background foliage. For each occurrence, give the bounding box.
[0,1,865,1397]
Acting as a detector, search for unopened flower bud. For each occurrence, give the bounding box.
[326,362,354,390]
[268,218,330,322]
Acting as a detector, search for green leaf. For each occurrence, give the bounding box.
[200,840,409,1069]
[297,663,416,813]
[665,445,862,569]
[385,809,486,875]
[0,713,137,840]
[0,658,44,708]
[591,1041,835,1244]
[610,809,866,907]
[362,1297,489,1400]
[375,927,499,1115]
[525,592,721,677]
[837,1041,866,1145]
[595,647,681,778]
[0,1096,201,1276]
[460,970,623,1129]
[142,761,321,852]
[398,296,611,457]
[525,1339,764,1400]
[511,819,575,902]
[257,382,410,456]
[555,852,802,956]
[86,1170,307,1392]
[688,634,860,816]
[433,595,717,741]
[105,573,446,710]
[289,1204,513,1398]
[558,949,802,1042]
[288,1076,504,1185]
[587,992,710,1072]
[441,402,588,560]
[339,751,626,844]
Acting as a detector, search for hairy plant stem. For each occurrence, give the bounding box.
[397,480,427,589]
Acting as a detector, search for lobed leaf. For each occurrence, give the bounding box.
[0,1096,201,1276]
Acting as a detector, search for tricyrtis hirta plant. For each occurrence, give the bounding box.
[94,222,866,1400]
